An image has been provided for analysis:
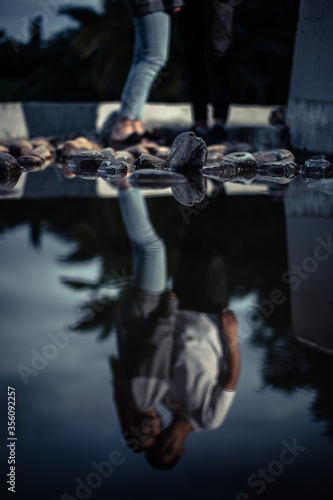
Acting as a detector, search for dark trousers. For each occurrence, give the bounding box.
[176,0,234,123]
[173,189,229,314]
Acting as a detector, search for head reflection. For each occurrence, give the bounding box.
[112,179,240,468]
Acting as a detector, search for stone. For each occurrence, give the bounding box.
[134,153,166,170]
[99,147,117,160]
[97,160,127,181]
[206,149,226,166]
[0,170,21,190]
[67,151,114,173]
[154,146,171,160]
[31,137,55,152]
[253,149,295,165]
[165,132,207,170]
[18,155,44,171]
[303,158,332,173]
[31,145,52,160]
[256,159,298,173]
[255,171,297,184]
[56,137,101,160]
[0,152,20,170]
[140,141,161,156]
[128,169,187,189]
[171,172,206,206]
[201,164,236,182]
[115,150,135,167]
[220,151,257,169]
[56,142,82,161]
[8,139,33,157]
[71,136,101,151]
[125,144,150,157]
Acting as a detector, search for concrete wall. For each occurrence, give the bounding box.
[0,102,273,142]
[284,177,333,355]
[288,0,333,153]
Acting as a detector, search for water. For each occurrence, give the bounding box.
[0,168,332,500]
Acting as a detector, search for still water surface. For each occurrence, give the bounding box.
[0,171,332,500]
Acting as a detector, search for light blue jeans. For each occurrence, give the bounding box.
[119,11,171,120]
[119,188,167,294]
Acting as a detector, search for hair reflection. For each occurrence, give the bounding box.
[111,179,241,469]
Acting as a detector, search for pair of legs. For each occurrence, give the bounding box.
[176,0,234,132]
[118,187,167,294]
[112,11,171,142]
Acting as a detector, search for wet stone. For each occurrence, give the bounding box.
[220,152,256,170]
[31,145,52,160]
[67,151,113,173]
[8,139,33,157]
[171,172,206,206]
[114,150,135,167]
[253,149,295,166]
[18,155,44,171]
[206,148,225,165]
[255,171,296,184]
[134,153,166,170]
[125,144,150,158]
[0,152,20,170]
[31,138,55,152]
[99,148,117,160]
[128,169,187,189]
[154,146,171,160]
[97,160,127,181]
[165,132,207,170]
[140,141,161,156]
[56,137,101,161]
[256,159,298,173]
[70,136,101,151]
[303,158,332,173]
[230,172,256,185]
[201,164,236,182]
[0,169,21,190]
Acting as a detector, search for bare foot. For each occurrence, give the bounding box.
[133,120,144,135]
[111,118,137,141]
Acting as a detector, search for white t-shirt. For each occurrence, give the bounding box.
[164,310,235,430]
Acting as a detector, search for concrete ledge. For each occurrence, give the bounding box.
[0,102,275,142]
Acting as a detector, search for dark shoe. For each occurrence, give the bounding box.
[206,124,228,145]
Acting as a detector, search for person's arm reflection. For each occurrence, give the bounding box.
[112,180,177,453]
[219,309,240,390]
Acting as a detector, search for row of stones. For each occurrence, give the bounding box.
[1,132,332,184]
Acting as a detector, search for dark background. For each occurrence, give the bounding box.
[0,0,300,104]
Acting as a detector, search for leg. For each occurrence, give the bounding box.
[119,188,167,294]
[176,0,209,128]
[173,189,228,313]
[205,1,234,124]
[117,11,170,126]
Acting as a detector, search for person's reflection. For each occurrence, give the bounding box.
[112,179,240,468]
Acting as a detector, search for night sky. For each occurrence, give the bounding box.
[1,0,103,42]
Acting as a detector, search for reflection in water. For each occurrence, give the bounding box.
[285,176,333,355]
[1,183,333,498]
[112,182,240,468]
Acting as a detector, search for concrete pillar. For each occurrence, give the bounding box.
[284,176,333,355]
[287,0,333,154]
